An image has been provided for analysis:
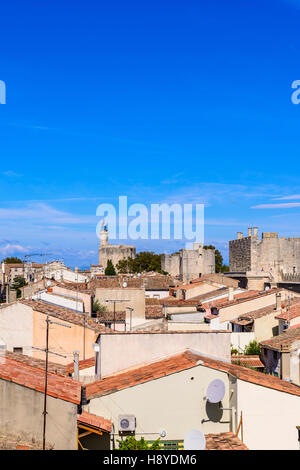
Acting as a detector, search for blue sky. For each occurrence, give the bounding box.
[1,0,300,267]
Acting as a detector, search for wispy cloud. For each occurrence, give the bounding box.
[252,203,300,209]
[2,170,22,178]
[273,194,300,200]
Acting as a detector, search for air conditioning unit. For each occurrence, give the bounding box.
[118,415,136,433]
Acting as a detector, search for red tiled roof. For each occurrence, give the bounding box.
[66,357,95,374]
[201,288,282,310]
[1,350,67,376]
[260,326,300,352]
[205,432,248,450]
[231,355,264,368]
[84,349,300,400]
[145,305,164,319]
[78,411,111,433]
[19,300,112,334]
[275,302,300,321]
[0,355,81,404]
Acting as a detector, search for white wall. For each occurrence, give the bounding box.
[0,303,33,355]
[236,378,300,449]
[33,291,84,313]
[230,332,255,353]
[99,331,231,377]
[86,364,232,444]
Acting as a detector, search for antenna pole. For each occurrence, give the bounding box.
[42,316,50,451]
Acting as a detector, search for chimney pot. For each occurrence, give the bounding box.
[237,232,243,240]
[248,228,252,237]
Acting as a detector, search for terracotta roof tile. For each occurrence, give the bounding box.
[78,411,111,433]
[1,350,67,376]
[205,432,248,450]
[0,355,81,404]
[275,301,300,320]
[19,300,112,333]
[84,349,300,400]
[260,326,300,352]
[231,355,264,368]
[201,288,282,310]
[66,357,95,374]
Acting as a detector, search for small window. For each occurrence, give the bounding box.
[13,347,23,354]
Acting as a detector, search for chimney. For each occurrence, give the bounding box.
[73,351,80,381]
[228,287,234,301]
[248,228,252,237]
[253,227,258,238]
[75,266,78,273]
[237,232,243,239]
[276,292,282,312]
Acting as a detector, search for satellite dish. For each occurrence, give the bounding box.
[184,429,206,450]
[122,282,127,288]
[46,281,51,287]
[206,379,225,403]
[137,273,141,277]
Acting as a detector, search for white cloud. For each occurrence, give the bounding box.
[0,243,28,256]
[252,203,300,209]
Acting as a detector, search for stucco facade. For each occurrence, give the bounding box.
[99,330,231,377]
[0,379,77,449]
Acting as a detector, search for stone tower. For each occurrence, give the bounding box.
[98,222,136,270]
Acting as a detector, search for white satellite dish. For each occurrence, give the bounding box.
[184,429,206,450]
[122,282,127,288]
[46,281,51,287]
[206,379,225,403]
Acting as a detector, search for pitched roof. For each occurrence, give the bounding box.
[1,350,67,376]
[275,302,300,321]
[66,357,95,374]
[84,349,300,400]
[78,411,111,433]
[145,305,164,319]
[19,300,112,333]
[0,355,81,404]
[231,355,264,368]
[231,304,279,325]
[260,327,300,352]
[201,288,282,310]
[205,432,248,450]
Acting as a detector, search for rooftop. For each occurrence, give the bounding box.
[260,326,300,352]
[84,349,300,400]
[275,302,300,321]
[1,350,67,376]
[201,288,283,311]
[205,432,248,450]
[20,299,112,333]
[0,354,81,404]
[78,411,111,433]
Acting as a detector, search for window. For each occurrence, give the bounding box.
[13,347,23,354]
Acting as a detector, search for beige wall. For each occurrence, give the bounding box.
[32,309,98,365]
[95,288,145,325]
[52,285,93,314]
[0,378,77,449]
[235,378,300,449]
[0,302,33,354]
[218,292,281,323]
[86,364,231,445]
[254,313,279,342]
[99,331,231,377]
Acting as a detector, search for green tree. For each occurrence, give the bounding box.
[105,259,116,276]
[117,436,161,450]
[10,276,27,298]
[92,299,108,314]
[1,257,22,264]
[116,252,167,274]
[244,340,261,355]
[203,245,229,273]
